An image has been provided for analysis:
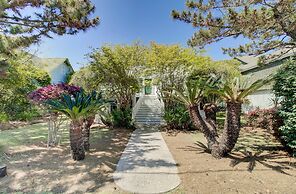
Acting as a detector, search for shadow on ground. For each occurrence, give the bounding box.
[182,128,295,175]
[162,128,296,194]
[0,125,132,193]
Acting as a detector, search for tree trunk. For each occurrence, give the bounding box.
[188,105,218,150]
[211,101,242,158]
[69,120,85,161]
[204,103,217,130]
[82,115,95,151]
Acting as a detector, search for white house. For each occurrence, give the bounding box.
[237,49,295,111]
[32,57,74,84]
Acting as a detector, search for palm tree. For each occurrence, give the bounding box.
[46,91,103,160]
[168,75,272,158]
[82,91,104,151]
[165,76,220,149]
[209,76,273,157]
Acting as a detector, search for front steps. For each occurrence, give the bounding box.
[133,96,164,125]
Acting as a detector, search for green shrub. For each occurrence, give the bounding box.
[99,108,113,127]
[279,106,296,155]
[0,57,51,122]
[0,112,8,123]
[244,108,283,132]
[273,59,296,156]
[13,109,41,121]
[111,108,134,129]
[163,105,193,130]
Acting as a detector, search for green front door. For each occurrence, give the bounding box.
[145,85,152,95]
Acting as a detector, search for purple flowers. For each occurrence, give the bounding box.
[28,83,81,103]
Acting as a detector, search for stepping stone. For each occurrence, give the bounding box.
[113,127,180,194]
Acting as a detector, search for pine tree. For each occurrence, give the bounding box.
[0,0,99,56]
[172,0,296,57]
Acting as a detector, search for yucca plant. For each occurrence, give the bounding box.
[167,75,272,158]
[46,91,104,160]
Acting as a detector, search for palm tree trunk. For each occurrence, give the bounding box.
[188,105,218,150]
[204,103,217,130]
[211,101,242,158]
[70,120,85,161]
[82,115,95,151]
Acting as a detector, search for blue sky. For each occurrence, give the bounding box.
[29,0,246,70]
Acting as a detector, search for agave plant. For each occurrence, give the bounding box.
[167,75,272,158]
[46,91,104,160]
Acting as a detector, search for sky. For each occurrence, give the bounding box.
[29,0,247,70]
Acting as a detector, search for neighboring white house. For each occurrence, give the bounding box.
[236,49,296,111]
[32,57,74,84]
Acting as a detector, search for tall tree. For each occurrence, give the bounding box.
[86,43,147,109]
[172,0,296,58]
[146,42,210,110]
[0,0,99,69]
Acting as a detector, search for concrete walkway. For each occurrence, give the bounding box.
[113,127,181,194]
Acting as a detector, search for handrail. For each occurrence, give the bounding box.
[132,95,145,119]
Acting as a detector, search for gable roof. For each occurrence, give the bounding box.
[236,48,296,73]
[32,57,74,74]
[237,48,296,91]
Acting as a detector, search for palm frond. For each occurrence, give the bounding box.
[45,90,105,121]
[237,76,273,101]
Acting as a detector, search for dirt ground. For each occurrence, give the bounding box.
[1,124,296,194]
[163,128,296,194]
[0,127,132,193]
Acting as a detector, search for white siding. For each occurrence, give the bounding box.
[243,90,275,112]
[49,63,71,84]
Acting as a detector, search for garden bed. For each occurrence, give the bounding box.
[0,123,132,193]
[163,128,296,194]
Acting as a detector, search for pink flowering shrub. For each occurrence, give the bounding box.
[244,107,283,133]
[28,83,81,103]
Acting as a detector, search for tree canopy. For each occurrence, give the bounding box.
[0,0,99,59]
[72,43,239,112]
[78,43,147,109]
[0,53,51,120]
[172,0,296,58]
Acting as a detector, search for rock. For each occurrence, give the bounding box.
[0,165,7,177]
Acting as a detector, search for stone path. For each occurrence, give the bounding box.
[113,127,181,194]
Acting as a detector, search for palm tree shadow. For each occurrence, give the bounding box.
[186,141,295,176]
[179,141,211,154]
[228,150,295,175]
[195,141,211,154]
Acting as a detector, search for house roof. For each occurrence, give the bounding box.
[237,48,296,73]
[32,57,74,74]
[237,48,296,91]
